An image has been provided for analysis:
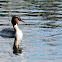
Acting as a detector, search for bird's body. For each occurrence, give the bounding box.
[0,15,24,47]
[0,28,15,38]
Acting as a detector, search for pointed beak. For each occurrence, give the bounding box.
[19,19,25,23]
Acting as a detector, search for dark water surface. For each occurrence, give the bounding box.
[0,0,62,62]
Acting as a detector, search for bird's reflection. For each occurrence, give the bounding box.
[13,46,23,55]
[13,38,23,55]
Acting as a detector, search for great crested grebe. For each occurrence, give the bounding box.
[0,15,25,47]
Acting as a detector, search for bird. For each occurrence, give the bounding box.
[0,15,25,47]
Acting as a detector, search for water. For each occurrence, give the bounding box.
[0,0,62,62]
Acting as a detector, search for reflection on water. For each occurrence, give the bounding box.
[13,44,22,55]
[13,38,23,55]
[0,0,62,62]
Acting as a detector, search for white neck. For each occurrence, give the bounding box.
[14,24,20,31]
[13,24,23,46]
[14,24,20,46]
